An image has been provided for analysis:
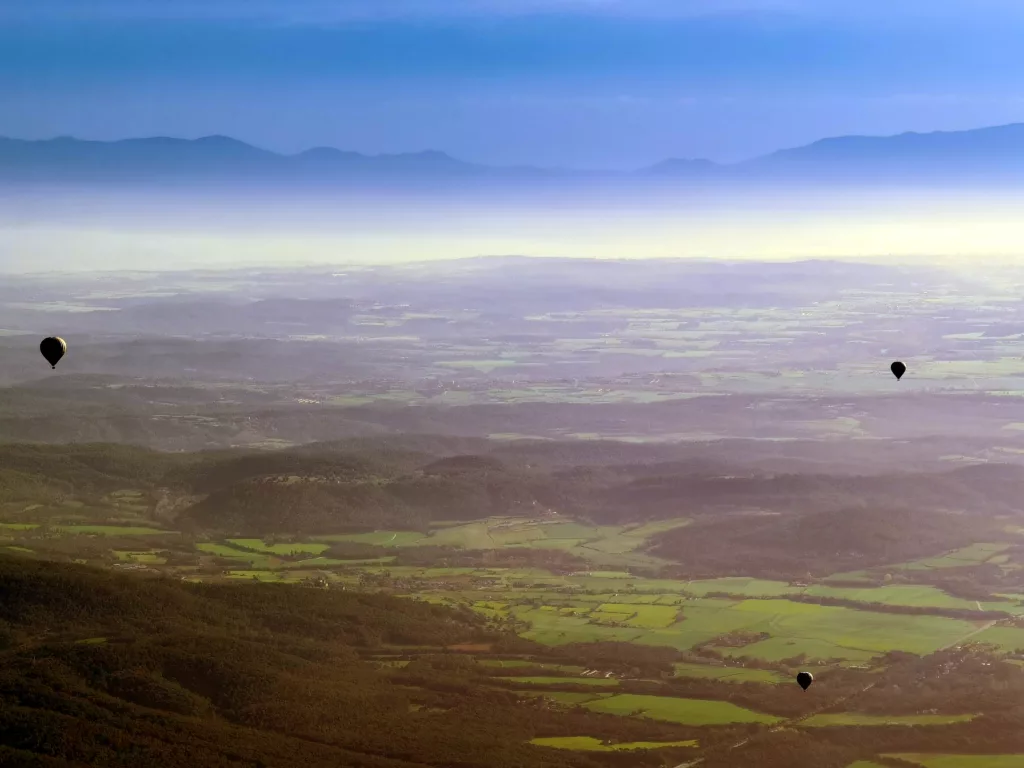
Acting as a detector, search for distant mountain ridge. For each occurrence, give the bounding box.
[4,122,1024,184]
[0,133,563,182]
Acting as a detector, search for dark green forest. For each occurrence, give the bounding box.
[0,556,668,768]
[6,557,1024,768]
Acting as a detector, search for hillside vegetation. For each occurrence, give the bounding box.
[7,555,1024,768]
[1,440,1022,576]
[651,506,995,579]
[0,556,605,768]
[5,439,1024,767]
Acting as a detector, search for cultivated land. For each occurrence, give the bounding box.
[4,437,1024,767]
[2,259,1024,460]
[886,758,1024,768]
[6,260,1024,767]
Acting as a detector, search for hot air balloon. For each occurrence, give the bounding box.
[40,337,67,369]
[796,671,813,691]
[890,361,906,381]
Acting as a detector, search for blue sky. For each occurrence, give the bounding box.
[3,1,1024,169]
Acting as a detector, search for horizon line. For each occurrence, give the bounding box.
[5,120,1024,174]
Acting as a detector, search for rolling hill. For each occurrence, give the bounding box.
[3,440,1024,576]
[0,556,606,768]
[648,505,992,579]
[7,438,1024,768]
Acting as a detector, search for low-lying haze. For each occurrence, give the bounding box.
[2,185,1023,271]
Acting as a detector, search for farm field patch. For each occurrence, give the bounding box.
[518,691,612,705]
[226,539,330,556]
[225,569,317,583]
[305,517,689,569]
[506,594,979,662]
[113,550,166,564]
[671,663,788,684]
[478,660,587,674]
[529,736,697,751]
[893,544,1011,571]
[972,625,1024,652]
[3,510,1009,672]
[684,578,796,597]
[803,584,1020,613]
[684,579,1020,613]
[311,531,427,547]
[506,676,619,687]
[802,714,976,727]
[886,756,1024,768]
[583,694,781,725]
[54,525,173,536]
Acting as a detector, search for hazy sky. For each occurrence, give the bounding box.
[3,1,1024,168]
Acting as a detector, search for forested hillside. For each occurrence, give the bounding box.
[0,557,612,768]
[3,439,1024,574]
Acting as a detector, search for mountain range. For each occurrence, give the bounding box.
[4,122,1024,185]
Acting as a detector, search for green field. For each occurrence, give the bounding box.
[593,603,680,628]
[4,483,1024,755]
[226,569,315,583]
[113,550,167,564]
[518,691,611,705]
[507,676,619,687]
[804,584,1021,613]
[7,508,991,669]
[716,599,979,656]
[684,578,1022,613]
[583,694,781,725]
[508,595,982,663]
[893,544,1011,571]
[671,662,788,684]
[197,543,255,557]
[309,517,689,568]
[972,626,1024,653]
[227,539,330,556]
[280,556,359,568]
[478,660,587,674]
[685,577,796,597]
[54,525,173,536]
[196,543,280,569]
[530,736,697,751]
[887,756,1024,768]
[312,531,427,547]
[802,714,976,727]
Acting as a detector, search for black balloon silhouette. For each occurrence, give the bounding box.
[40,337,67,369]
[796,671,814,691]
[890,361,906,381]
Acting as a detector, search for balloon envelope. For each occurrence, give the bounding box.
[890,361,906,381]
[796,672,813,691]
[40,337,67,369]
